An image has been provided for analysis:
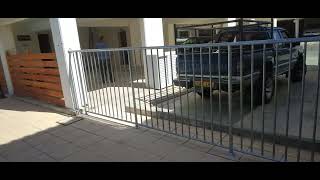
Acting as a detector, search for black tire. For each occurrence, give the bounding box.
[197,89,211,98]
[291,54,306,82]
[244,70,274,106]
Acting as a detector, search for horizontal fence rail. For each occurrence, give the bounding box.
[7,53,65,107]
[69,36,320,162]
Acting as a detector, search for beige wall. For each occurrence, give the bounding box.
[11,18,53,54]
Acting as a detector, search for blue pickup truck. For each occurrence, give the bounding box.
[174,26,305,105]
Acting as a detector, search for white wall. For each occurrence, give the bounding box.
[11,18,53,53]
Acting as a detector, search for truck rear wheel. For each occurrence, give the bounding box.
[244,72,274,106]
[291,55,306,82]
[197,89,211,98]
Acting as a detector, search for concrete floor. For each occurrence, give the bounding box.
[1,97,275,162]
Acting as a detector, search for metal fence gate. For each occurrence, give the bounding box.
[68,36,320,162]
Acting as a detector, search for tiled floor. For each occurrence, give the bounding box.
[0,97,307,162]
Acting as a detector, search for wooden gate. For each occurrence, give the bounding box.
[7,53,65,107]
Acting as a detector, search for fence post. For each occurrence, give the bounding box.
[228,45,233,154]
[128,50,139,128]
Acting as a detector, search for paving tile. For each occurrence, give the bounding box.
[118,132,163,150]
[200,153,235,162]
[238,154,274,162]
[34,136,82,160]
[157,133,189,145]
[71,119,107,133]
[182,139,214,153]
[0,155,7,162]
[161,146,207,162]
[23,132,57,147]
[207,146,242,161]
[0,140,31,155]
[61,149,112,162]
[138,139,183,158]
[67,133,105,148]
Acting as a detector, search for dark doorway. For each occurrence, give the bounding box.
[119,30,128,65]
[38,34,52,53]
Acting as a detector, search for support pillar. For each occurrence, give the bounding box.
[49,18,83,109]
[0,25,16,96]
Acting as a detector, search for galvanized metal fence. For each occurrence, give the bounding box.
[68,36,320,162]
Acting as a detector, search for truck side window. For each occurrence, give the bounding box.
[273,30,285,48]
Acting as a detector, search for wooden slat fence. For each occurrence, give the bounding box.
[7,53,65,106]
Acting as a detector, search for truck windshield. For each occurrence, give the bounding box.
[218,31,269,42]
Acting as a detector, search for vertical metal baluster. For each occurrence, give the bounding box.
[240,45,243,150]
[109,50,119,119]
[113,50,124,120]
[228,45,233,154]
[92,51,104,115]
[176,48,183,136]
[107,50,119,117]
[311,42,320,162]
[285,43,292,161]
[78,52,89,114]
[140,49,148,126]
[169,48,177,133]
[192,47,197,138]
[96,50,107,116]
[218,46,222,145]
[104,51,115,118]
[209,46,214,144]
[120,50,129,121]
[98,51,110,117]
[88,52,99,115]
[150,49,159,128]
[119,51,128,121]
[128,49,139,128]
[261,44,266,156]
[200,47,205,141]
[125,50,133,122]
[83,52,94,113]
[133,49,142,124]
[273,44,279,159]
[163,49,170,132]
[74,52,87,114]
[297,42,307,162]
[156,49,165,130]
[103,51,111,116]
[68,52,78,110]
[184,48,191,138]
[250,44,254,152]
[145,49,153,128]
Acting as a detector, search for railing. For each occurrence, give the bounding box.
[68,36,320,162]
[7,53,65,107]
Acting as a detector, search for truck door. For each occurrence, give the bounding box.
[273,30,290,75]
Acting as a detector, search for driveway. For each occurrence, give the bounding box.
[0,97,269,162]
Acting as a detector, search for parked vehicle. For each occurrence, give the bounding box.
[174,26,305,105]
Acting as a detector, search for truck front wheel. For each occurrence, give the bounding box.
[244,72,274,106]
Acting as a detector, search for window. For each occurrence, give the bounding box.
[273,31,281,40]
[218,31,269,42]
[281,30,289,38]
[179,31,190,38]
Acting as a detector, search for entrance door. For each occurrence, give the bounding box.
[38,34,52,53]
[119,30,128,65]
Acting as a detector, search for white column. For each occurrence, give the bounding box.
[228,18,236,27]
[273,18,278,27]
[0,25,16,96]
[49,18,83,109]
[295,18,300,38]
[140,18,176,89]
